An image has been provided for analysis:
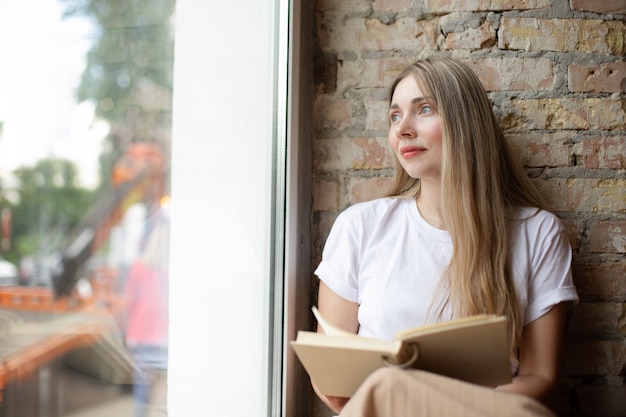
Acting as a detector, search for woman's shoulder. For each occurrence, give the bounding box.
[338,197,407,220]
[510,207,566,235]
[329,197,408,234]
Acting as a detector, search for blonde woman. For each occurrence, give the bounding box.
[313,57,578,416]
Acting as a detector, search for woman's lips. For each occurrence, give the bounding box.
[400,146,425,159]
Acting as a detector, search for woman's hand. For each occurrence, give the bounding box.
[312,380,350,414]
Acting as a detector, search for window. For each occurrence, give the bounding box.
[168,0,293,415]
[0,0,300,416]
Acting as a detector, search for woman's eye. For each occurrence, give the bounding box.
[390,112,401,122]
[420,105,433,115]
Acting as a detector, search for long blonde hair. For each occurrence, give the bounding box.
[386,57,550,361]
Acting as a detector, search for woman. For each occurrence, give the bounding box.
[313,57,578,416]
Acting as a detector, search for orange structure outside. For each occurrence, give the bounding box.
[0,143,167,398]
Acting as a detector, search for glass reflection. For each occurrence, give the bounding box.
[0,1,175,416]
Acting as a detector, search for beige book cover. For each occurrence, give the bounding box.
[291,308,512,397]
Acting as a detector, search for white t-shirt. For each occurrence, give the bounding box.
[315,197,579,341]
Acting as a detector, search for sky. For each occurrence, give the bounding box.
[0,0,106,190]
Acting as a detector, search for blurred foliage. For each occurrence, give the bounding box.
[0,1,175,273]
[60,0,176,193]
[60,0,176,122]
[4,159,95,264]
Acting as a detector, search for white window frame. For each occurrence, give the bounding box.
[168,1,307,416]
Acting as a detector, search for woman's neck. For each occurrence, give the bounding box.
[416,183,446,230]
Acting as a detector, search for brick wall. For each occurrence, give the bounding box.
[309,0,626,416]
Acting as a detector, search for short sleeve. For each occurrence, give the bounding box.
[314,209,361,302]
[524,215,579,324]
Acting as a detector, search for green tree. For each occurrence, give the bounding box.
[60,0,175,122]
[60,0,176,192]
[8,159,96,263]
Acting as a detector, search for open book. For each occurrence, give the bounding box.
[291,307,512,397]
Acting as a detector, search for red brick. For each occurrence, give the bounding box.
[315,0,372,12]
[506,133,573,168]
[312,212,341,259]
[373,0,412,11]
[560,218,582,251]
[500,98,626,131]
[576,385,626,417]
[589,221,626,254]
[364,99,392,132]
[572,263,626,299]
[349,176,394,203]
[564,341,626,376]
[313,179,340,211]
[352,138,392,170]
[318,16,438,53]
[499,18,626,55]
[568,302,623,333]
[444,21,496,50]
[534,178,626,213]
[337,58,410,90]
[313,137,392,172]
[568,62,626,93]
[467,58,554,91]
[579,135,625,170]
[314,98,355,132]
[426,0,550,12]
[570,0,626,14]
[313,138,341,172]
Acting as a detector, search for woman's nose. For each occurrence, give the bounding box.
[396,118,416,138]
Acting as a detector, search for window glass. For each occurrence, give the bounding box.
[0,1,173,416]
[0,1,288,416]
[168,0,287,415]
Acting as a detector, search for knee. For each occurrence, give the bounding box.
[343,367,427,417]
[369,366,405,381]
[341,368,404,416]
[368,367,432,385]
[361,367,408,397]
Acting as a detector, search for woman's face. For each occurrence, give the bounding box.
[388,75,443,182]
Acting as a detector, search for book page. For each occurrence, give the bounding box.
[312,306,356,337]
[398,315,512,387]
[393,314,497,340]
[291,331,401,397]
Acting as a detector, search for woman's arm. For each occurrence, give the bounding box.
[312,281,360,414]
[496,302,568,405]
